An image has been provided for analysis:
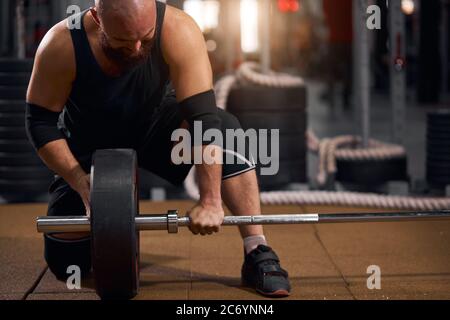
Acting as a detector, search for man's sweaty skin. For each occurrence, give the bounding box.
[27,0,224,239]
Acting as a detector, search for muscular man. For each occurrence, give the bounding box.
[26,0,290,297]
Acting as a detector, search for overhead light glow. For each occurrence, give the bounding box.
[184,0,220,32]
[401,0,415,15]
[240,0,259,53]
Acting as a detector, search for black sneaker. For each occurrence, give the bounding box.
[241,245,291,297]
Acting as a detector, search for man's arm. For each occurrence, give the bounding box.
[26,21,91,213]
[162,7,224,234]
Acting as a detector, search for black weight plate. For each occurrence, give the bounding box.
[427,125,450,135]
[426,175,450,185]
[427,173,450,181]
[427,147,450,156]
[427,125,450,132]
[427,140,450,148]
[427,166,450,176]
[426,143,450,151]
[427,153,450,159]
[427,126,450,137]
[426,159,450,168]
[0,113,25,126]
[0,73,30,86]
[0,59,33,73]
[426,161,450,169]
[0,140,33,152]
[427,164,450,171]
[0,100,26,113]
[427,143,450,152]
[427,137,450,145]
[91,149,139,300]
[0,152,43,166]
[0,127,27,139]
[336,157,408,185]
[427,174,450,183]
[426,171,450,178]
[0,86,27,100]
[427,174,450,181]
[0,178,51,193]
[427,119,450,128]
[427,154,450,163]
[227,84,307,111]
[427,109,450,118]
[233,111,306,134]
[0,166,52,180]
[258,161,307,190]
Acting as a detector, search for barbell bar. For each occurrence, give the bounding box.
[37,210,450,234]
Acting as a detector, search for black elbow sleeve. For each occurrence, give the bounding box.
[25,103,65,150]
[179,90,222,136]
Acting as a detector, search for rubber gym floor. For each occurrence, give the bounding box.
[1,200,449,300]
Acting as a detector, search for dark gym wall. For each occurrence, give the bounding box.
[0,1,14,57]
[418,0,442,103]
[0,0,94,58]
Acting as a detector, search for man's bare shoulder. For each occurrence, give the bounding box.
[34,19,76,79]
[161,5,207,64]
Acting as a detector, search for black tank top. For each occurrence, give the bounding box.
[62,1,170,154]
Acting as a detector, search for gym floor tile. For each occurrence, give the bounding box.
[316,222,450,273]
[188,281,270,300]
[345,275,450,300]
[0,203,48,238]
[32,269,96,294]
[26,292,100,300]
[2,202,450,300]
[188,277,353,300]
[137,274,190,300]
[312,218,450,299]
[0,237,46,297]
[0,294,26,300]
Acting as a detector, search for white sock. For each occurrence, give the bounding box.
[244,235,267,254]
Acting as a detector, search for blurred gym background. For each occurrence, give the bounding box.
[0,0,449,205]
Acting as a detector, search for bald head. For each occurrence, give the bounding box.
[92,0,157,71]
[94,0,157,28]
[95,0,154,20]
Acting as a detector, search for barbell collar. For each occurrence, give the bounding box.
[167,210,179,234]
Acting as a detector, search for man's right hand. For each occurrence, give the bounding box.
[69,172,91,216]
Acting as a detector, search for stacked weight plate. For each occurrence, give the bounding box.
[426,110,450,189]
[227,84,307,190]
[0,59,53,202]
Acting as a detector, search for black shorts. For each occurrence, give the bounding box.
[44,96,257,279]
[65,95,256,187]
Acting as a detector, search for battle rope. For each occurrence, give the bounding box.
[306,131,407,187]
[183,62,450,210]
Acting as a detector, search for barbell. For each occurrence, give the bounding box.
[35,149,450,300]
[37,210,450,234]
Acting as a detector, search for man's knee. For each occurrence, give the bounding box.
[44,234,92,280]
[216,110,257,179]
[218,109,242,131]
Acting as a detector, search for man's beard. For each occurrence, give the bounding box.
[99,32,153,71]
